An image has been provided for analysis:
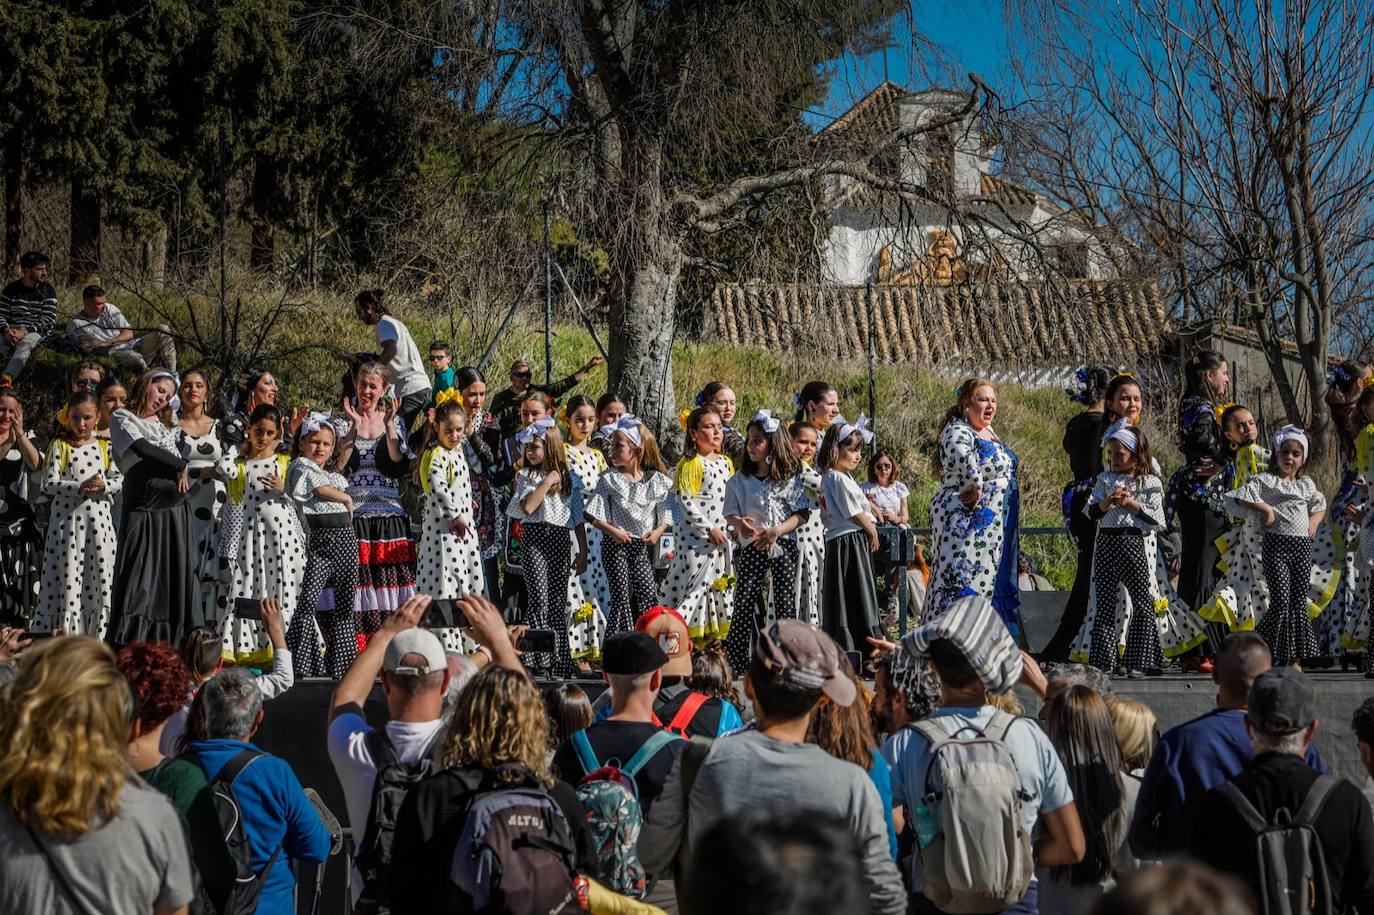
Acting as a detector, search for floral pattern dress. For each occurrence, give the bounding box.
[565,445,612,663]
[924,419,1020,631]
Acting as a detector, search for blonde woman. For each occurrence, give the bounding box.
[389,667,596,912]
[0,637,194,913]
[1107,698,1158,776]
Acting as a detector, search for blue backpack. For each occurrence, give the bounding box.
[569,729,679,898]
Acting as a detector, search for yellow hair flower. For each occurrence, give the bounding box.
[679,407,693,430]
[434,388,462,407]
[1214,401,1237,425]
[1362,375,1374,390]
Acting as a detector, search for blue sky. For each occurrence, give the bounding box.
[811,2,1014,125]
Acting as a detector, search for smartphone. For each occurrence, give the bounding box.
[423,598,470,630]
[234,597,263,621]
[517,629,557,654]
[845,650,863,671]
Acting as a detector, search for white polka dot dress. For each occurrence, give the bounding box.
[565,445,612,663]
[792,464,825,627]
[415,444,486,652]
[220,454,308,661]
[33,441,122,638]
[664,454,734,643]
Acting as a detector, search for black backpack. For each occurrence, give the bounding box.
[1218,774,1338,915]
[450,767,582,915]
[354,729,440,914]
[196,749,285,915]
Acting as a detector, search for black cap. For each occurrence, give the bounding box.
[602,632,668,675]
[1247,667,1316,735]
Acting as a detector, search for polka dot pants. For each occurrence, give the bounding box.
[1258,532,1316,666]
[724,538,799,674]
[1089,531,1162,672]
[288,525,360,679]
[519,521,573,675]
[602,538,657,636]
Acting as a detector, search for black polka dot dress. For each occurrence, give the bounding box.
[416,445,486,652]
[34,440,122,638]
[221,454,308,662]
[179,425,230,628]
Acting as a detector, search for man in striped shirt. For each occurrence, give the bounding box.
[0,251,56,386]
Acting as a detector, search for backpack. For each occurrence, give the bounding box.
[913,712,1034,914]
[570,728,680,897]
[196,749,285,915]
[663,692,710,738]
[1217,775,1338,915]
[450,768,582,915]
[354,729,440,914]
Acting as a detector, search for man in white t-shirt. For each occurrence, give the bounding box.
[66,285,178,373]
[327,592,521,906]
[352,290,430,430]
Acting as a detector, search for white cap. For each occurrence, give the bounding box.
[384,629,446,676]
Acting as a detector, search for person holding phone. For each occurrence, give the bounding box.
[219,405,307,665]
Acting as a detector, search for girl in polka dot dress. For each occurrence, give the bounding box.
[665,407,734,644]
[722,409,809,672]
[1199,405,1271,632]
[1225,426,1327,667]
[219,404,308,664]
[34,393,122,638]
[507,416,585,676]
[789,420,824,627]
[1072,422,1206,675]
[562,395,613,668]
[285,414,359,679]
[415,400,486,652]
[585,416,671,635]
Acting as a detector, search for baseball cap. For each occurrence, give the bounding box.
[603,631,669,676]
[1247,666,1316,735]
[384,628,446,677]
[636,606,692,677]
[755,620,856,707]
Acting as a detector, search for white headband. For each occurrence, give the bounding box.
[1272,424,1308,458]
[832,413,873,446]
[1101,418,1139,452]
[299,411,337,439]
[751,409,781,435]
[516,416,557,443]
[600,414,643,447]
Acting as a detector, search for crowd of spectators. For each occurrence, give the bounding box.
[2,589,1374,914]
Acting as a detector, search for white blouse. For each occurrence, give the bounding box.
[1089,471,1165,531]
[820,470,874,541]
[507,467,585,528]
[288,457,351,516]
[1225,473,1326,538]
[586,470,672,537]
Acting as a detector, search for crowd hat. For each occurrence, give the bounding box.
[603,631,669,676]
[384,629,446,677]
[755,619,856,707]
[635,606,692,677]
[1247,666,1316,735]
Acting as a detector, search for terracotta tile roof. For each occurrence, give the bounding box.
[817,81,908,148]
[979,174,1039,208]
[707,279,1170,368]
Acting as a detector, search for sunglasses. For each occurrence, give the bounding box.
[429,353,449,361]
[512,370,532,379]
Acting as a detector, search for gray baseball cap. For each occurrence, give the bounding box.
[756,620,856,707]
[1247,666,1316,735]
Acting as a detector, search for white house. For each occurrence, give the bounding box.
[816,82,1113,287]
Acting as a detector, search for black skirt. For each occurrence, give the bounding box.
[108,463,196,646]
[821,530,882,651]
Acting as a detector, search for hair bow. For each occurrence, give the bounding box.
[1100,417,1139,451]
[516,416,557,444]
[792,393,802,409]
[299,411,336,438]
[834,413,874,446]
[1328,364,1353,388]
[600,414,643,447]
[1272,424,1309,458]
[751,409,780,434]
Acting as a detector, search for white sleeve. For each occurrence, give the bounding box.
[255,650,295,699]
[376,316,398,344]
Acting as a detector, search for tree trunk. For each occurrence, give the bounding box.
[249,161,276,274]
[609,248,683,450]
[3,137,22,273]
[68,177,102,285]
[141,225,168,288]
